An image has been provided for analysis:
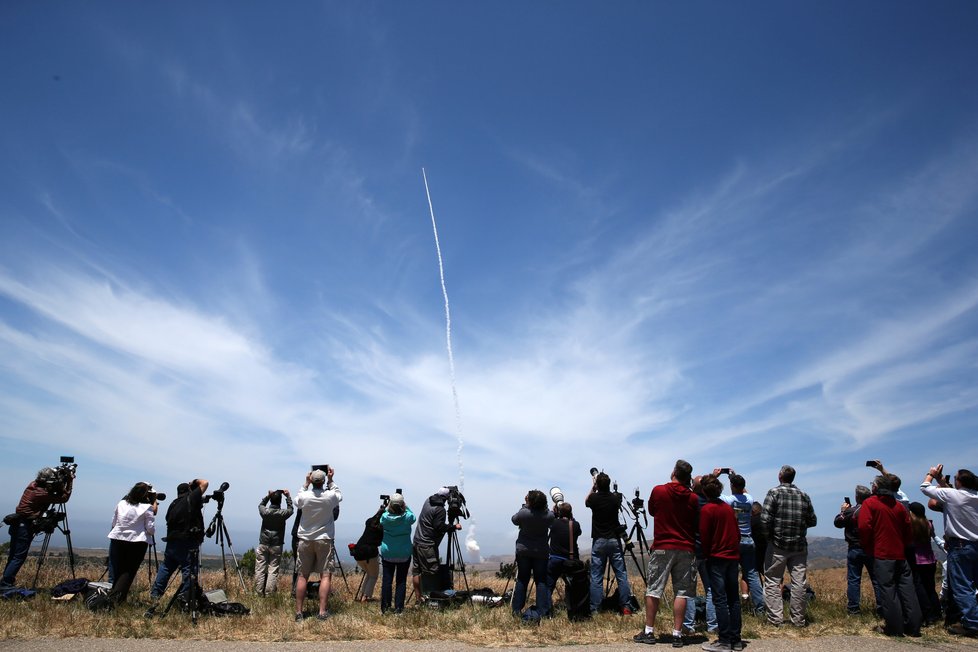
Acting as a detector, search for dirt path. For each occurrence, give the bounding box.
[0,637,973,652]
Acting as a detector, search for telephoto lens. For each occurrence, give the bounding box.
[550,487,565,505]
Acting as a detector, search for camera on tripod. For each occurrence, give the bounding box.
[32,509,67,535]
[203,481,230,509]
[630,488,645,513]
[447,486,469,521]
[39,456,77,498]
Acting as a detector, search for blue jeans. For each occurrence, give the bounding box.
[846,547,881,613]
[514,554,551,616]
[150,538,197,599]
[381,558,409,613]
[589,538,631,612]
[708,558,743,645]
[946,539,978,630]
[1,521,35,587]
[739,538,764,614]
[684,558,718,631]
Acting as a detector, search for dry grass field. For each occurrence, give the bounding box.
[0,555,961,646]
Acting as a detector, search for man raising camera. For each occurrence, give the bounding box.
[144,478,209,616]
[294,467,342,621]
[1,467,74,589]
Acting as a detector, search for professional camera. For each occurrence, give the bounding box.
[445,485,469,521]
[550,487,565,507]
[203,481,230,507]
[32,509,67,535]
[589,466,620,493]
[631,488,644,513]
[145,484,167,503]
[39,456,77,498]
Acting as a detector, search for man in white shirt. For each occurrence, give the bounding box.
[294,467,342,622]
[920,464,978,637]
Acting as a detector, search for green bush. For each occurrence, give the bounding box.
[240,547,256,576]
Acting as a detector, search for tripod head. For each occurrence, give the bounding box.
[203,481,230,511]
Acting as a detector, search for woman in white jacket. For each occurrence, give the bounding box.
[107,482,157,606]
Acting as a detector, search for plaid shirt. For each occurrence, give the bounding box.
[760,483,817,552]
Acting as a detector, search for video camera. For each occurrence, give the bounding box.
[446,485,469,521]
[39,456,77,498]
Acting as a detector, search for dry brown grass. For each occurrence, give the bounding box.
[0,556,962,646]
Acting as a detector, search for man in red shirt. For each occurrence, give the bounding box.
[634,460,699,648]
[700,474,744,652]
[1,467,73,588]
[857,474,922,637]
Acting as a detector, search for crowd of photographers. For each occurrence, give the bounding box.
[2,457,976,647]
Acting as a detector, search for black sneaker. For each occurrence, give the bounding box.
[316,612,330,621]
[633,631,657,645]
[294,612,304,623]
[732,641,746,651]
[143,606,156,619]
[672,633,684,648]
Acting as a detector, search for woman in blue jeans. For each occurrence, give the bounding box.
[379,494,415,614]
[511,490,555,617]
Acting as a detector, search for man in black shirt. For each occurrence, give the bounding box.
[586,472,633,614]
[145,478,208,615]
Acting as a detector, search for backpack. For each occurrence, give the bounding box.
[165,494,193,536]
[204,589,250,616]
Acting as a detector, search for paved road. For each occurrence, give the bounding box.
[0,637,973,652]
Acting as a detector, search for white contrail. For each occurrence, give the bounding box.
[422,167,465,492]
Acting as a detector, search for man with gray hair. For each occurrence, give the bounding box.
[760,465,817,627]
[294,466,342,622]
[834,484,882,615]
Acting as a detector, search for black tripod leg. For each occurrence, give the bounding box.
[32,533,52,590]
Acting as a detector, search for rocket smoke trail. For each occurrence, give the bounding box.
[422,168,466,492]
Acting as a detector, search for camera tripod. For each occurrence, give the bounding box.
[144,539,160,583]
[32,503,75,589]
[160,544,203,625]
[619,492,650,589]
[444,520,471,596]
[206,504,247,591]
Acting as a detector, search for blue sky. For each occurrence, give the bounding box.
[1,2,977,557]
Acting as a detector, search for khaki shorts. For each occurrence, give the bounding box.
[645,548,695,599]
[297,539,335,578]
[411,544,440,576]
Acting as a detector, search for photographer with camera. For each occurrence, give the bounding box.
[511,489,556,618]
[256,489,293,596]
[144,478,208,617]
[921,463,978,637]
[380,493,415,614]
[411,487,462,598]
[586,471,634,616]
[351,504,384,603]
[103,482,158,606]
[294,467,342,622]
[1,466,75,589]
